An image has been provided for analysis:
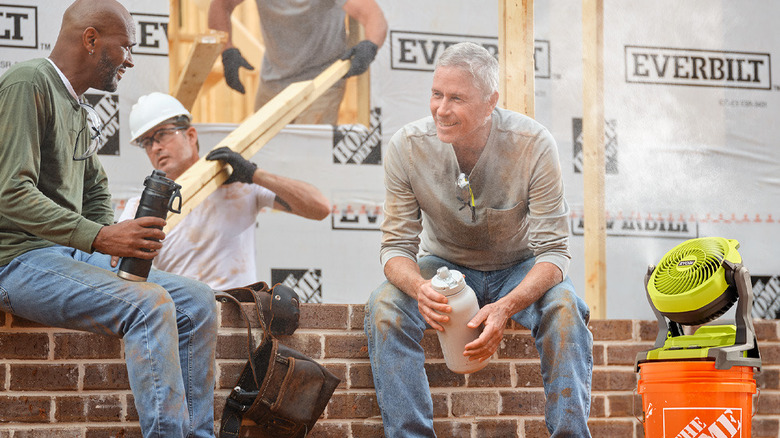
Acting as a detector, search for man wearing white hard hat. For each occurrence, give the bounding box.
[118,92,331,290]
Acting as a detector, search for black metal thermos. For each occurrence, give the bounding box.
[117,170,182,281]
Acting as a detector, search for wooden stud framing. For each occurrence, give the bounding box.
[171,31,227,111]
[165,60,351,232]
[348,17,371,127]
[498,0,534,117]
[583,0,607,319]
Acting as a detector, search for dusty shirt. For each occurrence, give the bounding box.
[380,107,572,275]
[0,59,113,267]
[254,0,348,84]
[119,183,275,290]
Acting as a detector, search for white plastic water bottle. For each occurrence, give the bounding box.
[430,266,490,374]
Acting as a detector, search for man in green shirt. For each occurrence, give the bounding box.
[0,1,218,437]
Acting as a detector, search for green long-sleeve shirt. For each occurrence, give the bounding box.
[0,59,114,267]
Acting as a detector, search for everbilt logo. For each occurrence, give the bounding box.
[0,4,37,49]
[570,212,698,239]
[390,30,550,78]
[84,93,120,156]
[271,268,323,304]
[130,12,168,56]
[626,46,771,90]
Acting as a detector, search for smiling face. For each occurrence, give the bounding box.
[93,13,135,92]
[429,66,498,150]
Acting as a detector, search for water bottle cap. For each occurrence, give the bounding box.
[430,266,466,296]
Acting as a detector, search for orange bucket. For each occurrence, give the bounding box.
[637,361,756,438]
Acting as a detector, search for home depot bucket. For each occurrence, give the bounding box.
[637,361,756,438]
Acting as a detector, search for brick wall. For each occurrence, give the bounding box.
[1,305,778,438]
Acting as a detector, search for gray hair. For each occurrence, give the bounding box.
[435,42,499,100]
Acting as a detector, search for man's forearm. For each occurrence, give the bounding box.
[383,256,425,300]
[499,261,563,315]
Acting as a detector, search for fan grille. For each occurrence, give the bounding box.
[651,238,729,296]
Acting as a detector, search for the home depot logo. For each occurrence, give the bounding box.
[271,268,323,304]
[333,107,382,165]
[83,93,120,156]
[390,30,551,78]
[130,12,168,56]
[664,407,742,438]
[0,4,37,49]
[626,46,771,90]
[572,118,618,174]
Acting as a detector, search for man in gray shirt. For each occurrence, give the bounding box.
[208,0,387,124]
[365,42,593,437]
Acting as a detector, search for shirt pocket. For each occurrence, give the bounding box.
[486,201,527,244]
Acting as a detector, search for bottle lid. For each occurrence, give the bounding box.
[430,266,466,296]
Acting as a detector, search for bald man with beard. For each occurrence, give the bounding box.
[0,1,218,436]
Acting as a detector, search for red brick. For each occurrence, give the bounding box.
[592,343,605,366]
[323,333,367,359]
[607,393,641,418]
[451,391,499,416]
[86,394,123,421]
[515,362,543,387]
[307,420,351,438]
[754,320,779,341]
[758,343,780,363]
[499,389,546,415]
[431,392,448,417]
[125,394,138,421]
[592,368,638,391]
[218,301,260,329]
[522,418,550,438]
[753,417,780,438]
[9,315,48,328]
[348,362,374,388]
[324,363,347,390]
[757,367,780,390]
[0,395,50,422]
[497,333,539,359]
[11,429,82,438]
[432,420,471,437]
[425,362,465,388]
[83,362,130,390]
[215,333,250,360]
[279,333,323,358]
[350,420,386,438]
[756,391,780,415]
[0,332,49,359]
[466,361,511,387]
[606,343,653,365]
[589,319,633,341]
[349,304,366,331]
[421,330,443,359]
[85,427,143,438]
[55,395,87,421]
[54,332,121,359]
[326,391,380,419]
[217,361,246,389]
[0,364,5,390]
[474,418,520,437]
[589,394,606,417]
[9,364,78,391]
[587,418,635,437]
[638,320,659,341]
[299,304,349,329]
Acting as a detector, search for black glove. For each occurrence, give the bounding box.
[341,40,378,78]
[221,48,254,94]
[206,146,258,184]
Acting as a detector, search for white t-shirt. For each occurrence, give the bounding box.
[118,183,275,290]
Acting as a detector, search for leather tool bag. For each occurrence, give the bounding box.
[216,282,340,438]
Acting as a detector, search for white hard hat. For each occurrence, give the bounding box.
[129,92,192,144]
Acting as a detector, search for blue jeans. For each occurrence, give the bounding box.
[365,255,593,437]
[0,246,217,438]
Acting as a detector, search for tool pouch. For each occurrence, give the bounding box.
[217,283,340,438]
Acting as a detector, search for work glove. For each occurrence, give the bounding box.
[206,146,258,184]
[221,48,254,94]
[341,40,378,78]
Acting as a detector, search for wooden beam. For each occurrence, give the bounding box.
[171,31,227,111]
[348,16,371,127]
[583,0,607,319]
[498,0,534,117]
[164,60,351,232]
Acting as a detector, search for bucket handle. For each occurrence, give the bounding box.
[753,387,761,418]
[632,387,644,425]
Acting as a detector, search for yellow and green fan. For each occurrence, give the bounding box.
[647,237,741,325]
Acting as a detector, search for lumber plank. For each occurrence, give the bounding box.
[172,32,227,111]
[164,60,351,232]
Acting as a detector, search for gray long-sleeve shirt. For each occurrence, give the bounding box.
[380,107,571,276]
